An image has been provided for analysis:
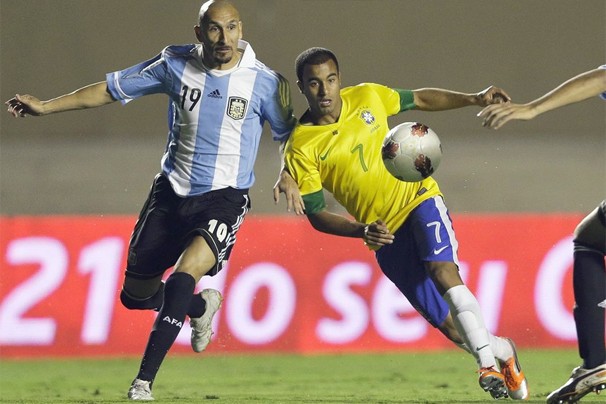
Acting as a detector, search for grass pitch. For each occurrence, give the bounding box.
[0,349,603,403]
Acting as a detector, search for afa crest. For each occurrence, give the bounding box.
[360,110,375,125]
[227,96,248,120]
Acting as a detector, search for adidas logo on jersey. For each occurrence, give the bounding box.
[208,89,222,99]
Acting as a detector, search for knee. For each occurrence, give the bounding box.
[573,228,606,255]
[119,289,143,310]
[573,221,590,245]
[120,283,164,311]
[425,262,462,294]
[426,261,451,279]
[573,209,606,254]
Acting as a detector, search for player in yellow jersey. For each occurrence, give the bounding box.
[280,47,529,399]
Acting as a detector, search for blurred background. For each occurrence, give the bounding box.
[1,0,604,216]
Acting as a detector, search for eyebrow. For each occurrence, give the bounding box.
[307,72,338,81]
[206,18,240,27]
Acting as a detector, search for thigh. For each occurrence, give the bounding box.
[126,174,183,280]
[179,187,251,276]
[375,208,450,327]
[408,196,460,266]
[173,235,217,281]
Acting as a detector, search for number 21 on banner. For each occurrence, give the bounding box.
[1,237,124,345]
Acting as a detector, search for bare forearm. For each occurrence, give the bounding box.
[308,212,395,248]
[413,85,510,111]
[40,81,115,115]
[278,141,287,170]
[528,68,606,117]
[413,88,478,111]
[308,211,365,238]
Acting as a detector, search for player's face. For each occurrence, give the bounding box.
[298,59,342,123]
[195,4,242,70]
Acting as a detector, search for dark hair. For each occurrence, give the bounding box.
[295,47,339,82]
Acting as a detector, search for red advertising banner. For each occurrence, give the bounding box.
[0,214,583,358]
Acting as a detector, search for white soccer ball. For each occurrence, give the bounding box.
[381,122,442,182]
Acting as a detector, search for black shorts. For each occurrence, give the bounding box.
[126,174,250,279]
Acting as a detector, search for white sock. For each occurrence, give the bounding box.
[452,321,514,365]
[489,335,514,363]
[443,285,497,369]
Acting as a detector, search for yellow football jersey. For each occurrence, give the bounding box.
[284,83,442,234]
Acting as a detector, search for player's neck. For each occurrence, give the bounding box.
[301,107,341,126]
[204,50,242,71]
[300,110,332,126]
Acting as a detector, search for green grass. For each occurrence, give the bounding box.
[0,349,602,403]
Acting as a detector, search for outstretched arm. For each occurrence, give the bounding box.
[307,210,394,248]
[413,86,510,111]
[6,81,115,117]
[478,68,606,129]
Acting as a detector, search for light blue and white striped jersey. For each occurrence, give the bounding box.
[106,40,295,196]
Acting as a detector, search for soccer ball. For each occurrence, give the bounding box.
[381,122,442,182]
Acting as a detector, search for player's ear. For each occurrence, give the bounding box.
[238,21,243,39]
[194,25,203,42]
[296,80,304,93]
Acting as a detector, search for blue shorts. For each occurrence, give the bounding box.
[375,196,459,327]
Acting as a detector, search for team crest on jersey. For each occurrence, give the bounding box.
[360,110,375,125]
[227,97,248,120]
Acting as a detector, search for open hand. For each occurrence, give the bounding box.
[363,219,394,247]
[478,102,535,129]
[273,170,305,215]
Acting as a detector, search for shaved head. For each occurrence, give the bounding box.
[198,0,240,25]
[194,0,243,70]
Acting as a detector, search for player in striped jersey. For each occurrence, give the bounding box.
[6,1,298,400]
[280,47,529,400]
[480,66,606,404]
